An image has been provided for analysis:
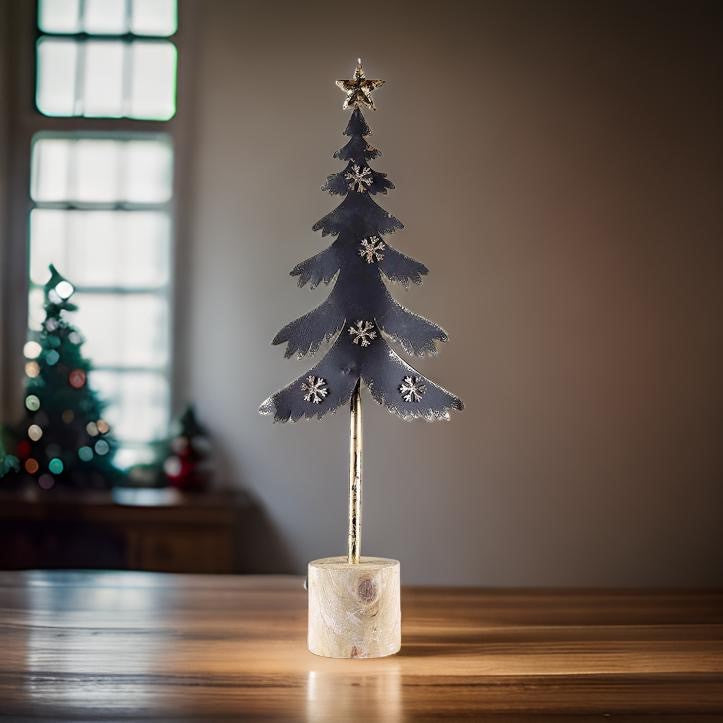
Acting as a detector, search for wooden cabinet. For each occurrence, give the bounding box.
[0,487,249,573]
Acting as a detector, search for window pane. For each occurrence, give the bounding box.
[83,41,125,117]
[31,138,71,200]
[90,371,169,444]
[129,42,177,120]
[30,209,171,288]
[36,38,176,120]
[38,0,81,33]
[75,140,123,201]
[36,38,78,116]
[75,139,126,201]
[124,140,174,202]
[31,137,173,204]
[84,0,127,34]
[72,292,169,368]
[131,0,177,36]
[39,0,177,36]
[114,445,158,469]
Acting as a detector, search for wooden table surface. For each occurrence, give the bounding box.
[1,571,722,721]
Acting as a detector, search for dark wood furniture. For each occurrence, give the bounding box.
[0,487,249,573]
[0,571,721,720]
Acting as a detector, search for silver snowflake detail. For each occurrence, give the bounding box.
[301,376,328,404]
[399,376,426,403]
[348,320,377,347]
[359,236,385,263]
[345,164,373,192]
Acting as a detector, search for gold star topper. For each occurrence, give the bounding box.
[336,59,385,111]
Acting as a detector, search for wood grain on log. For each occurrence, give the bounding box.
[308,556,401,658]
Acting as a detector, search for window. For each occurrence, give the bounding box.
[23,0,180,469]
[36,0,177,120]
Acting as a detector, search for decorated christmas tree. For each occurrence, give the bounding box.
[15,265,119,489]
[162,404,214,491]
[260,61,462,658]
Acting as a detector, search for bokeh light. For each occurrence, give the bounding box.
[25,361,40,378]
[28,424,43,441]
[48,457,64,474]
[163,456,182,477]
[25,394,41,411]
[55,280,74,299]
[24,458,39,474]
[46,350,60,365]
[86,421,98,436]
[38,474,55,490]
[23,341,42,359]
[96,419,110,434]
[78,446,93,462]
[68,369,87,389]
[94,439,110,456]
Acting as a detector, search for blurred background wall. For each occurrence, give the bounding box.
[182,0,723,585]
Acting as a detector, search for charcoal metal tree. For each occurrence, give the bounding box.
[16,265,119,489]
[260,61,462,562]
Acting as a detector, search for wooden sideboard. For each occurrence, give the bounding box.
[0,486,250,573]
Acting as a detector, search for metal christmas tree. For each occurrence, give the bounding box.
[260,61,462,658]
[15,265,119,489]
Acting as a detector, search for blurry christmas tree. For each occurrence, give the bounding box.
[162,405,214,491]
[15,265,120,489]
[0,433,19,478]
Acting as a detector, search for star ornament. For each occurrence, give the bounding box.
[336,59,385,111]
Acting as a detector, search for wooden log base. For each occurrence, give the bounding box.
[307,556,401,659]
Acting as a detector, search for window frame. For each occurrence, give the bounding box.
[0,0,196,456]
[35,32,178,121]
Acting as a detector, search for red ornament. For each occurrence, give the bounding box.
[68,369,87,389]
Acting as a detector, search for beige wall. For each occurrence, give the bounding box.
[185,0,723,584]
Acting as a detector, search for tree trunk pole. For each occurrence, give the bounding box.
[347,380,362,563]
[309,382,400,659]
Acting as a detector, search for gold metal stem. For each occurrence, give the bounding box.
[347,380,362,564]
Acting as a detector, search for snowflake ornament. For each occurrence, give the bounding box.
[301,375,328,404]
[345,164,373,192]
[399,376,426,403]
[348,320,377,347]
[359,236,385,264]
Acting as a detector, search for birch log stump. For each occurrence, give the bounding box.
[308,556,401,658]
